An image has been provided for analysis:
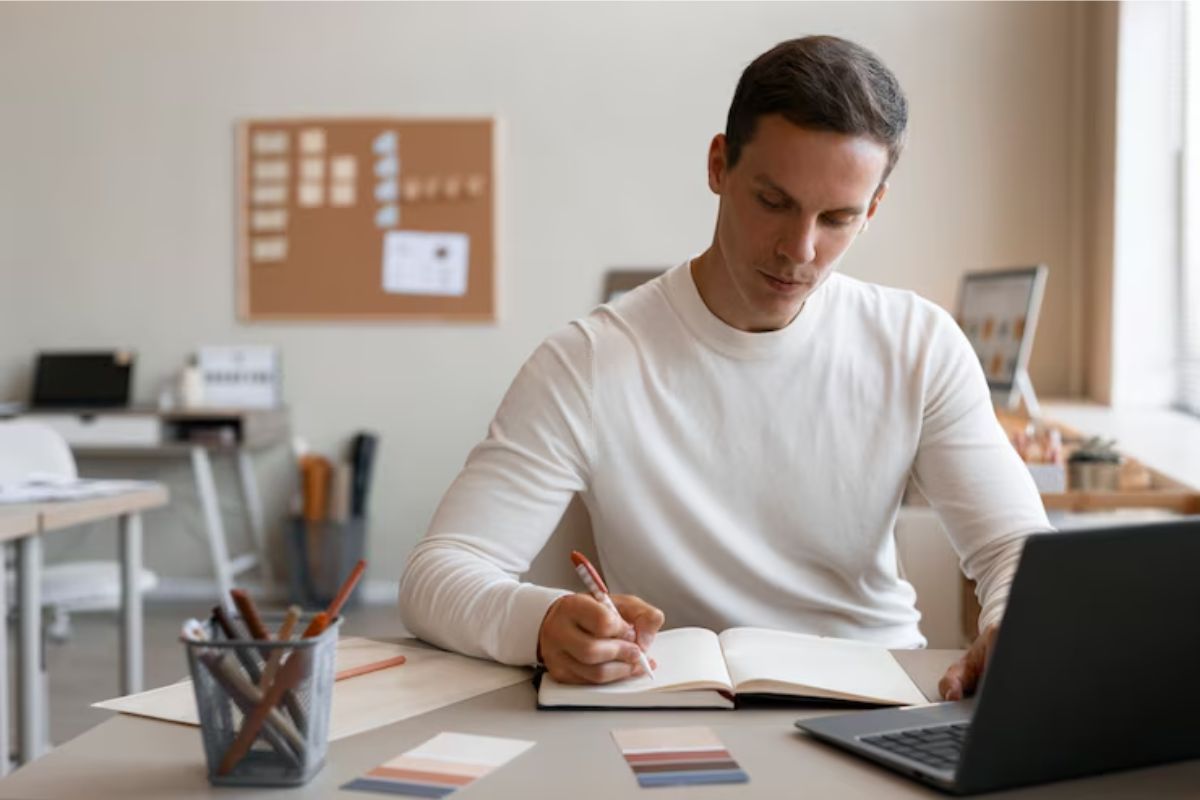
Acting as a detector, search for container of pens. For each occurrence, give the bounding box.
[182,612,341,787]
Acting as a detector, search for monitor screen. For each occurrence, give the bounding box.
[31,351,134,408]
[957,266,1047,392]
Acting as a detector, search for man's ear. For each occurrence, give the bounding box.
[707,134,727,194]
[866,182,889,220]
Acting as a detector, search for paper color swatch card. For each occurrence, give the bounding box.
[342,732,535,797]
[611,726,749,788]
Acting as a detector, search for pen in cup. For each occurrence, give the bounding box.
[569,550,655,681]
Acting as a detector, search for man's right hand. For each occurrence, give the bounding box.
[537,593,664,684]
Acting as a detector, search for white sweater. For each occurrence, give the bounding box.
[400,262,1050,666]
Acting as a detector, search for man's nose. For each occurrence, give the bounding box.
[777,217,818,266]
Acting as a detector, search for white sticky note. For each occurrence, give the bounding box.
[374,204,399,229]
[299,128,326,155]
[374,155,398,179]
[252,184,288,205]
[251,237,287,262]
[382,230,469,296]
[331,183,356,207]
[253,160,289,182]
[374,179,398,203]
[252,131,289,156]
[372,130,397,155]
[251,209,287,232]
[298,182,324,207]
[331,155,357,181]
[300,158,325,182]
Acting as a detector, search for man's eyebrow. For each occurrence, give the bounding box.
[752,174,865,215]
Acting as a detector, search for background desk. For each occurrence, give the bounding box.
[1,485,168,769]
[27,408,290,605]
[2,646,1197,798]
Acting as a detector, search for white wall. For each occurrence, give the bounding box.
[0,2,1091,589]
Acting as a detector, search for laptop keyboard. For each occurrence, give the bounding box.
[860,722,970,771]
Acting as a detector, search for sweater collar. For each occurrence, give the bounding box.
[663,258,833,359]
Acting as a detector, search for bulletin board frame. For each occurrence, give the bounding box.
[235,116,497,323]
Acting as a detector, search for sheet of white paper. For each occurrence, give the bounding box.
[93,638,532,742]
[382,231,468,296]
[0,478,159,504]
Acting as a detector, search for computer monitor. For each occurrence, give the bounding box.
[956,265,1047,418]
[31,351,134,409]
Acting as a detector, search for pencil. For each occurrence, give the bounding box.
[326,559,366,620]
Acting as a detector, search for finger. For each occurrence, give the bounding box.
[939,662,965,701]
[568,594,633,640]
[559,623,644,666]
[556,649,642,685]
[612,595,666,649]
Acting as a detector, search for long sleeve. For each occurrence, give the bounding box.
[399,324,594,666]
[910,310,1051,635]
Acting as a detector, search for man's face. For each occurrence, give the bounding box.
[697,114,890,332]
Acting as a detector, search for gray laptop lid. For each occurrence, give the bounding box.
[953,520,1200,793]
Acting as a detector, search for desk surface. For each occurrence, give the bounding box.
[0,508,39,542]
[2,647,1198,799]
[0,486,169,533]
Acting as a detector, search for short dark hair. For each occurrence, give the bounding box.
[725,36,908,182]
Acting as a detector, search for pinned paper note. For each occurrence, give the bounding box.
[251,237,287,262]
[375,156,399,179]
[612,726,749,788]
[251,209,287,232]
[252,131,288,156]
[252,184,288,205]
[375,179,398,203]
[332,155,358,181]
[253,159,289,182]
[342,732,534,797]
[331,183,357,207]
[382,231,468,296]
[375,204,399,229]
[373,130,398,155]
[299,127,326,155]
[300,157,325,182]
[298,183,324,208]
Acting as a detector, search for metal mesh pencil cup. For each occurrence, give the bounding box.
[182,615,341,787]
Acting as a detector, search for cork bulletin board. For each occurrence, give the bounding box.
[236,117,495,321]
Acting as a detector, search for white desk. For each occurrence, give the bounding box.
[27,408,289,607]
[1,485,168,770]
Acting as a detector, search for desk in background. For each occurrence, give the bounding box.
[22,408,289,605]
[0,485,168,771]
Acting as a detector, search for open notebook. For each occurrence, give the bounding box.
[538,627,928,709]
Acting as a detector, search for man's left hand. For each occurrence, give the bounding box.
[938,624,998,701]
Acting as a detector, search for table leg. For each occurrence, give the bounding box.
[190,446,235,611]
[16,535,42,763]
[235,448,272,590]
[118,513,143,695]
[0,543,9,775]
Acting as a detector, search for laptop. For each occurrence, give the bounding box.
[31,351,134,409]
[796,520,1200,795]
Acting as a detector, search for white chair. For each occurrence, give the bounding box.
[0,420,158,638]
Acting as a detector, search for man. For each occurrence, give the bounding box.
[400,36,1049,701]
